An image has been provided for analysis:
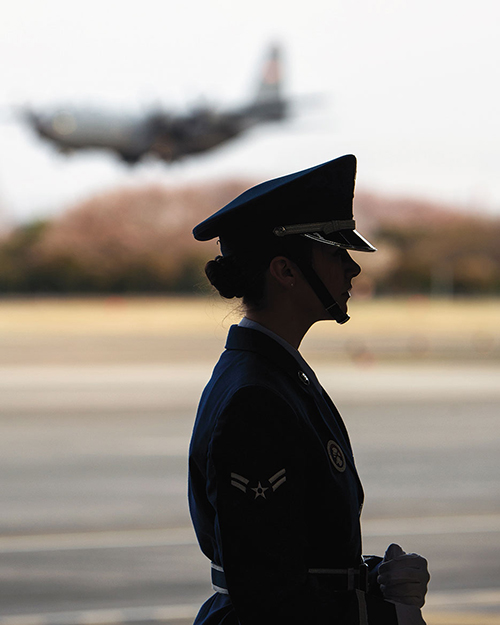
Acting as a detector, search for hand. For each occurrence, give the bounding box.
[377,543,430,608]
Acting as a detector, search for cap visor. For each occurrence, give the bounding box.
[303,229,376,252]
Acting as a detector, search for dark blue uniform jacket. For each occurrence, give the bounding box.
[188,325,397,624]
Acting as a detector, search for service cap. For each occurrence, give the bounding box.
[192,154,376,253]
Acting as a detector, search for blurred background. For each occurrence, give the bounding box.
[0,1,499,624]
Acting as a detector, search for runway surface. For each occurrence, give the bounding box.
[0,360,499,624]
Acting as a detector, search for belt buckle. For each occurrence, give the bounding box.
[359,562,369,592]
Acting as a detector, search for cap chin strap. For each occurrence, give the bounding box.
[295,260,350,325]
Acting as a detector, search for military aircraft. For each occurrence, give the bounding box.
[24,46,288,164]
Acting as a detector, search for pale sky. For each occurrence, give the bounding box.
[0,0,499,224]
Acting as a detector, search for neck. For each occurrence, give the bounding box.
[244,306,313,350]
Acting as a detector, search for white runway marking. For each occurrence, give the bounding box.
[362,513,500,536]
[0,595,499,625]
[1,363,500,412]
[0,603,200,625]
[0,528,196,553]
[1,514,499,554]
[426,588,500,608]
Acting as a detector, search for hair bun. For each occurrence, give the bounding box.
[205,255,245,299]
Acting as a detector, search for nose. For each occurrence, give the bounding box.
[346,253,361,278]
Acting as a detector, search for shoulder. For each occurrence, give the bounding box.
[225,382,292,407]
[210,384,306,469]
[204,347,297,411]
[209,384,302,456]
[218,384,298,432]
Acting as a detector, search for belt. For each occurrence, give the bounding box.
[211,562,369,594]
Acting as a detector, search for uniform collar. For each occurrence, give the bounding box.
[226,325,302,378]
[237,317,323,394]
[226,323,321,393]
[238,317,300,358]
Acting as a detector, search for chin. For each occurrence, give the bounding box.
[337,298,349,315]
[312,297,348,322]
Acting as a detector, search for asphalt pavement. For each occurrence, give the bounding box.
[0,360,499,624]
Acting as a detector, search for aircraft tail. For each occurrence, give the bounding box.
[251,45,287,121]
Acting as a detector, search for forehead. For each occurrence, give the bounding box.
[312,243,353,264]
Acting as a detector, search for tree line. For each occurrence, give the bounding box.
[0,181,499,296]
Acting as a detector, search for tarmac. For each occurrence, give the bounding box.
[0,297,499,624]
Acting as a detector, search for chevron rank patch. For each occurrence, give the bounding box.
[230,468,287,501]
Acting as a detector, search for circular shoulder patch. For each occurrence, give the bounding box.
[327,440,346,472]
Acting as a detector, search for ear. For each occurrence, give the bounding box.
[268,256,298,289]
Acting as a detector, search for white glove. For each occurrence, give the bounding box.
[377,543,430,608]
[394,603,427,625]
